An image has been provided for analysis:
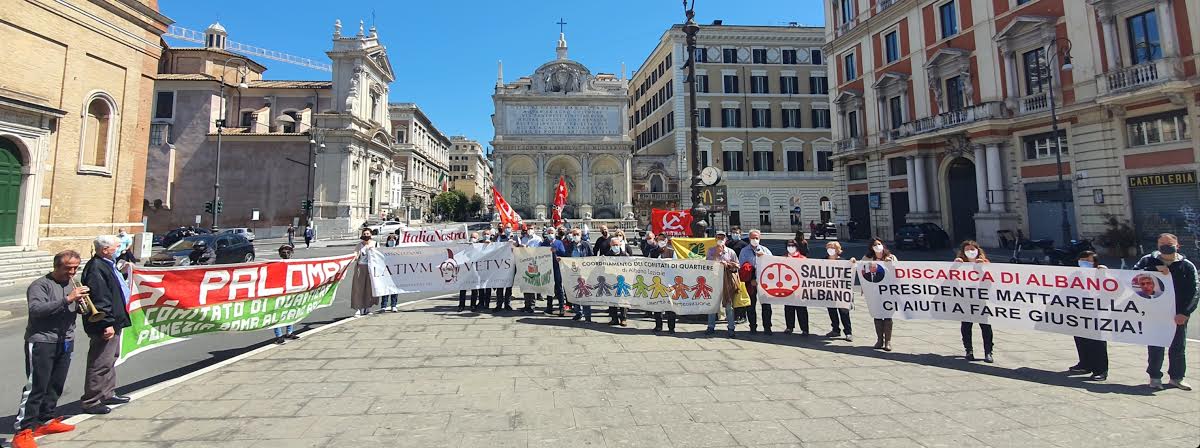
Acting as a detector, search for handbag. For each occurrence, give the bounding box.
[733,279,752,308]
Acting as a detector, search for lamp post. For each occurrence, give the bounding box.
[1040,38,1074,245]
[214,57,249,231]
[682,0,707,236]
[306,128,326,227]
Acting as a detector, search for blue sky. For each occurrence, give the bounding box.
[161,0,826,151]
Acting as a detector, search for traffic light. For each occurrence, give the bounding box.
[204,201,213,214]
[301,199,313,213]
[215,200,223,214]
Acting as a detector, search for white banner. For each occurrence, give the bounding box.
[559,257,724,315]
[756,256,855,308]
[398,224,469,244]
[513,247,555,296]
[369,243,515,294]
[859,261,1178,347]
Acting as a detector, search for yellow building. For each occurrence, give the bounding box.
[0,0,169,283]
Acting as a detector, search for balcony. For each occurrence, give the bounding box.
[1097,59,1174,97]
[835,17,859,37]
[834,136,865,154]
[897,101,1006,138]
[723,171,834,180]
[1017,91,1050,115]
[876,0,901,13]
[879,128,901,144]
[634,192,679,203]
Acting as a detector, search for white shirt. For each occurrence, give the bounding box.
[356,239,376,265]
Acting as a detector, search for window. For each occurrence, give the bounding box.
[1127,110,1190,147]
[888,157,907,176]
[816,150,833,171]
[153,91,174,120]
[786,150,804,171]
[695,47,708,63]
[939,1,959,38]
[945,75,966,111]
[723,75,740,93]
[811,49,823,65]
[649,174,665,192]
[281,111,299,133]
[1022,130,1068,160]
[889,96,904,129]
[753,150,774,171]
[752,108,772,128]
[241,111,256,129]
[759,209,771,226]
[847,163,868,181]
[695,74,709,93]
[843,53,858,82]
[698,149,710,168]
[752,49,768,64]
[723,48,738,63]
[81,95,115,170]
[1127,9,1162,64]
[780,76,799,94]
[840,0,856,24]
[721,107,742,127]
[149,123,170,146]
[698,108,712,127]
[1022,48,1048,95]
[847,110,860,138]
[782,49,798,64]
[1017,0,1031,4]
[723,150,744,171]
[812,109,831,128]
[884,31,900,63]
[810,76,829,94]
[782,108,801,128]
[751,75,769,93]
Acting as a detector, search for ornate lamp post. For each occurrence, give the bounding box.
[682,0,707,236]
[213,57,249,230]
[306,128,326,226]
[1038,38,1074,245]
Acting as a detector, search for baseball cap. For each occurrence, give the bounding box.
[715,230,727,237]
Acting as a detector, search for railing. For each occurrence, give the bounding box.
[876,0,900,13]
[835,17,858,36]
[1018,91,1050,114]
[834,136,864,154]
[897,101,1006,138]
[149,123,171,145]
[1100,59,1168,95]
[879,128,901,144]
[723,171,834,180]
[634,192,680,202]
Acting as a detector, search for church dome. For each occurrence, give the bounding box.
[205,21,227,35]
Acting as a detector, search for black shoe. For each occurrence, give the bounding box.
[824,330,842,338]
[669,329,676,334]
[104,395,131,405]
[504,306,514,311]
[749,328,758,334]
[82,405,112,415]
[984,353,994,364]
[458,306,466,312]
[783,328,794,334]
[274,337,286,345]
[1068,364,1089,373]
[704,329,716,336]
[652,328,662,334]
[572,314,582,321]
[800,331,810,337]
[966,351,976,361]
[1089,372,1107,381]
[764,328,773,336]
[284,334,300,340]
[727,330,736,339]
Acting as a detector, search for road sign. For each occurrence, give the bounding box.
[698,186,727,212]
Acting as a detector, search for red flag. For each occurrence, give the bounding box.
[552,177,567,227]
[650,208,693,237]
[492,186,524,230]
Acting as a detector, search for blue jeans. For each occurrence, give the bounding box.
[273,325,294,337]
[576,305,592,318]
[1147,324,1187,380]
[380,294,398,309]
[707,303,736,332]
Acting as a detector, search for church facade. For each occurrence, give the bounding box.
[491,33,635,227]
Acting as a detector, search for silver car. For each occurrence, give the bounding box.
[218,227,255,242]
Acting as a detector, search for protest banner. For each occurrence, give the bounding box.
[670,237,717,260]
[513,246,555,295]
[755,256,855,308]
[369,242,515,295]
[121,254,356,360]
[650,208,693,237]
[859,261,1178,347]
[398,224,468,244]
[559,257,723,315]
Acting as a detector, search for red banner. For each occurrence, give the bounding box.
[651,208,693,237]
[492,186,524,230]
[128,254,356,312]
[552,177,567,227]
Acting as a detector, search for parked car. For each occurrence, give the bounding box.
[218,227,255,242]
[146,234,256,267]
[895,223,951,250]
[362,220,405,235]
[157,227,212,248]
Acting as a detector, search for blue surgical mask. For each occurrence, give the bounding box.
[1077,260,1094,268]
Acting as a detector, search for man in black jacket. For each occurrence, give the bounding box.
[1134,233,1198,391]
[592,225,611,257]
[80,235,133,414]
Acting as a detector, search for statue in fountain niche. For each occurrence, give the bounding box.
[511,180,529,205]
[595,179,614,205]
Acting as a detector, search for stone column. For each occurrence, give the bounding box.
[924,156,940,212]
[579,154,592,219]
[535,154,546,204]
[913,154,929,213]
[622,155,634,216]
[1101,16,1120,70]
[973,145,990,213]
[905,156,917,213]
[1003,50,1019,99]
[986,143,1007,212]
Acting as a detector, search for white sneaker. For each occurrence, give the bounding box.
[845,333,853,342]
[1168,379,1193,391]
[1149,378,1165,390]
[390,306,398,312]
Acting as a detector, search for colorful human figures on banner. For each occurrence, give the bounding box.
[574,277,593,297]
[614,275,631,297]
[632,275,650,297]
[593,276,614,297]
[649,276,671,299]
[670,276,690,300]
[691,276,712,299]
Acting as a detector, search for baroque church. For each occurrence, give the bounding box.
[491,32,635,227]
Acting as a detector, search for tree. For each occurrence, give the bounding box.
[432,190,469,221]
[467,194,484,220]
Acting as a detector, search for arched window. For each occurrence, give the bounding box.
[279,111,300,133]
[649,173,665,193]
[80,93,117,173]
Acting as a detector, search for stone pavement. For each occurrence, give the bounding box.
[39,297,1200,447]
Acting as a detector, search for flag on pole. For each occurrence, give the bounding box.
[552,177,567,227]
[492,186,524,229]
[438,172,449,192]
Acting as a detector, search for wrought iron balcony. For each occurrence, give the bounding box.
[1098,59,1173,96]
[897,101,1006,138]
[634,192,680,203]
[834,136,865,154]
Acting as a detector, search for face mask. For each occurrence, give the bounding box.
[787,246,798,254]
[611,246,621,254]
[964,249,979,259]
[731,233,741,240]
[657,240,667,248]
[827,248,838,257]
[572,235,581,242]
[1077,260,1094,268]
[716,239,726,246]
[469,237,479,243]
[1159,245,1178,255]
[544,234,554,241]
[873,244,884,253]
[361,235,372,241]
[750,239,760,247]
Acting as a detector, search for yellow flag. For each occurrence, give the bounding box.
[671,237,717,260]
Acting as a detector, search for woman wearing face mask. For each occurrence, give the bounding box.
[350,229,381,317]
[652,235,678,334]
[1069,250,1109,381]
[954,241,993,362]
[377,234,401,313]
[824,241,852,341]
[782,239,810,336]
[606,235,631,326]
[863,238,897,350]
[567,229,594,322]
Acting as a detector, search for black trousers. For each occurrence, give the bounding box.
[1147,324,1187,380]
[744,280,765,330]
[521,293,537,310]
[475,288,491,310]
[653,312,677,331]
[784,306,809,333]
[493,287,512,309]
[608,307,628,322]
[961,322,994,353]
[1073,336,1109,375]
[458,289,477,309]
[16,341,72,430]
[828,308,852,334]
[549,276,565,313]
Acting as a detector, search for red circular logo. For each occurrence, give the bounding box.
[759,263,799,298]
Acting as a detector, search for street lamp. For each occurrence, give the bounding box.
[1038,37,1074,246]
[682,0,707,236]
[214,57,249,231]
[307,128,326,227]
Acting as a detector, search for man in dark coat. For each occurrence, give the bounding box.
[79,235,132,414]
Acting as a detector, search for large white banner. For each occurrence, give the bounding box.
[559,257,724,315]
[756,256,856,309]
[859,261,1178,347]
[398,224,469,244]
[513,247,555,296]
[369,243,515,294]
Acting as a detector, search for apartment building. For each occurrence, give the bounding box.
[448,136,493,205]
[390,103,451,223]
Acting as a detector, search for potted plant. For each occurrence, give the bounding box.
[1095,215,1137,260]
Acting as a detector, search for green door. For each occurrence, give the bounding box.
[0,138,23,246]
